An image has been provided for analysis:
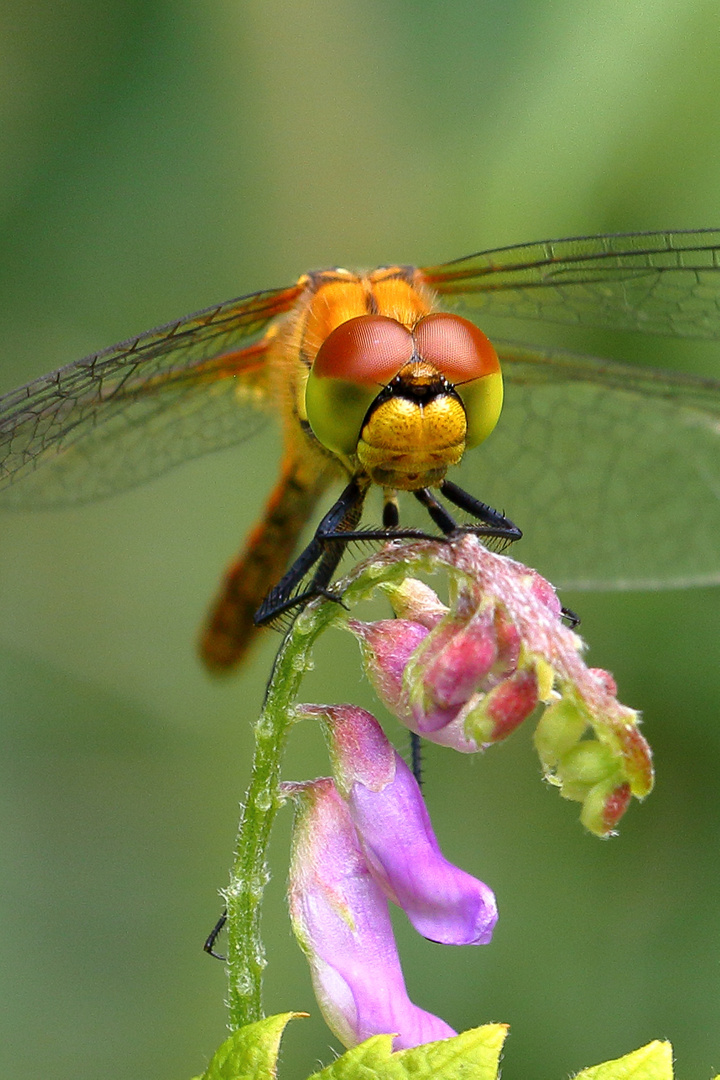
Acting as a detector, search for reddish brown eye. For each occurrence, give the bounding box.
[413,313,499,382]
[313,314,414,386]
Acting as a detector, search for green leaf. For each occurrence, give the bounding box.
[194,1012,303,1080]
[308,1024,508,1080]
[574,1040,673,1080]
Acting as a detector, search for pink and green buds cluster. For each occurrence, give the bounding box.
[285,703,498,1049]
[532,667,652,835]
[349,538,653,837]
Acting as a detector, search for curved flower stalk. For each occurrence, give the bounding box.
[347,537,653,837]
[285,777,458,1049]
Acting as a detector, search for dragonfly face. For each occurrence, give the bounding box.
[2,230,720,670]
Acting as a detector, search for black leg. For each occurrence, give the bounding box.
[440,479,522,540]
[561,605,580,628]
[255,476,522,627]
[203,909,227,960]
[414,487,458,534]
[383,496,399,528]
[410,731,423,785]
[254,478,368,625]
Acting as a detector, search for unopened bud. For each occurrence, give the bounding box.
[382,578,449,628]
[465,667,540,746]
[580,780,632,836]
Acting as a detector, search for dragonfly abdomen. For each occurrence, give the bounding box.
[199,453,337,671]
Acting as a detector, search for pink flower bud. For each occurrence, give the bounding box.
[285,778,457,1049]
[406,607,499,732]
[465,667,540,746]
[588,668,618,696]
[349,618,429,722]
[526,569,563,617]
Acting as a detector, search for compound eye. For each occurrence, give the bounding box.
[306,316,415,458]
[313,314,414,385]
[413,313,500,382]
[413,313,503,450]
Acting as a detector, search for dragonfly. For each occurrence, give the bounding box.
[2,228,720,672]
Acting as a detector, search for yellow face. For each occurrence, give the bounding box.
[304,290,504,490]
[354,358,468,489]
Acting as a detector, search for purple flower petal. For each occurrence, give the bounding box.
[320,705,498,945]
[286,778,457,1049]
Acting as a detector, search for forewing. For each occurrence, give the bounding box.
[451,342,720,589]
[422,230,720,338]
[0,283,302,506]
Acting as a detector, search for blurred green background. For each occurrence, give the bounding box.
[1,1,720,1077]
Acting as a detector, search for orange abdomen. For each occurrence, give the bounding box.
[199,454,335,671]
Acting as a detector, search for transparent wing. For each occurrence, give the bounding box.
[0,282,302,506]
[450,342,720,589]
[421,229,720,337]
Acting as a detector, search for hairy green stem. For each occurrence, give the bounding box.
[224,601,339,1028]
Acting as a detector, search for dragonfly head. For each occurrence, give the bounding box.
[305,312,503,489]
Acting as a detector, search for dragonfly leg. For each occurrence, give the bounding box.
[414,486,459,534]
[200,455,333,671]
[203,909,227,960]
[255,478,522,628]
[410,731,423,785]
[561,605,581,628]
[382,493,400,528]
[439,478,522,541]
[305,485,519,550]
[441,479,573,622]
[254,477,368,625]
